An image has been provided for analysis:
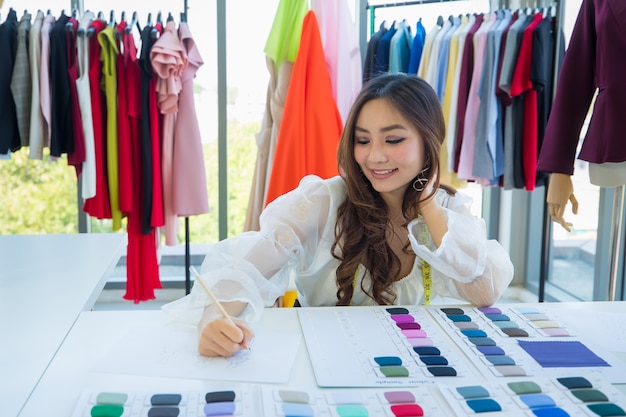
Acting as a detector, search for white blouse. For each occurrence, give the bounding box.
[162,175,514,324]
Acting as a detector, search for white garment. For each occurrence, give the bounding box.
[76,12,96,199]
[311,0,362,125]
[163,175,514,324]
[28,11,45,159]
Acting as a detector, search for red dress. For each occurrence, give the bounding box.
[83,20,111,219]
[120,22,162,303]
[116,21,133,213]
[510,13,543,191]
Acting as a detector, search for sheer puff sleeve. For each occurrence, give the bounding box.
[407,190,514,307]
[162,175,335,324]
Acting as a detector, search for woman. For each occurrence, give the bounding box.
[163,73,514,357]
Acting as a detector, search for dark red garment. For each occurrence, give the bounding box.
[116,21,133,214]
[538,0,626,174]
[66,17,85,177]
[510,13,543,191]
[83,19,111,219]
[119,21,162,303]
[454,14,483,173]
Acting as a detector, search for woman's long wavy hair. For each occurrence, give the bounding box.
[332,73,446,306]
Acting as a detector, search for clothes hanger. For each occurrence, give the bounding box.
[126,11,138,34]
[151,11,161,38]
[115,11,125,39]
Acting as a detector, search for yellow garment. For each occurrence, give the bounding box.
[417,24,439,79]
[98,27,121,230]
[440,18,467,189]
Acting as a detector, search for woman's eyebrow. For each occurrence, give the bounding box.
[355,124,407,133]
[380,124,407,133]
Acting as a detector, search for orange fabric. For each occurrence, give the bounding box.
[265,11,343,206]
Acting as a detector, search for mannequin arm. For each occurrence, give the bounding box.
[546,173,579,232]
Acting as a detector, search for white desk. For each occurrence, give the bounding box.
[18,301,626,416]
[0,233,126,417]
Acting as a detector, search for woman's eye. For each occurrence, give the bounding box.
[355,137,370,145]
[387,137,405,144]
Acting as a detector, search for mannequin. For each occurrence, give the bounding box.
[537,0,626,231]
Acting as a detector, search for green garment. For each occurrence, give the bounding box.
[264,0,308,70]
[98,26,122,230]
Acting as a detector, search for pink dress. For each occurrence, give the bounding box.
[173,22,209,217]
[150,20,188,245]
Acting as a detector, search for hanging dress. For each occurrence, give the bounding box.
[66,15,86,177]
[83,19,112,219]
[173,21,209,217]
[49,13,74,158]
[243,0,307,231]
[98,25,122,230]
[264,11,343,206]
[120,21,162,303]
[28,10,46,160]
[0,9,21,154]
[150,19,188,245]
[76,11,97,199]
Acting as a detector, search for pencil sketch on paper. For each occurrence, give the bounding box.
[93,323,301,384]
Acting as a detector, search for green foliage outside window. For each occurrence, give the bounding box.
[0,120,259,243]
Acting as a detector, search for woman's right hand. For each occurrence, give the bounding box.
[198,315,254,357]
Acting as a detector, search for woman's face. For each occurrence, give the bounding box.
[353,98,426,204]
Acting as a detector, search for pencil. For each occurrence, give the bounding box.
[190,266,236,326]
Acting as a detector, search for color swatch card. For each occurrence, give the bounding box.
[438,375,626,417]
[71,385,446,416]
[298,306,474,387]
[70,386,258,417]
[427,305,625,383]
[261,386,446,416]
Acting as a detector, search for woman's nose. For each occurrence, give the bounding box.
[368,142,387,162]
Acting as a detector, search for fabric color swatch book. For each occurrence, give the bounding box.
[297,306,475,387]
[298,305,625,388]
[428,305,624,384]
[70,376,626,416]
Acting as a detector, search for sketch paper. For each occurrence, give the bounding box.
[91,322,301,384]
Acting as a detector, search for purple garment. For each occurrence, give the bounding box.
[538,0,626,174]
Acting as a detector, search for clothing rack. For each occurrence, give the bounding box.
[364,0,564,303]
[69,0,194,295]
[366,0,462,34]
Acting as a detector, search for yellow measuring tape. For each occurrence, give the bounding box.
[422,259,432,305]
[418,215,432,305]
